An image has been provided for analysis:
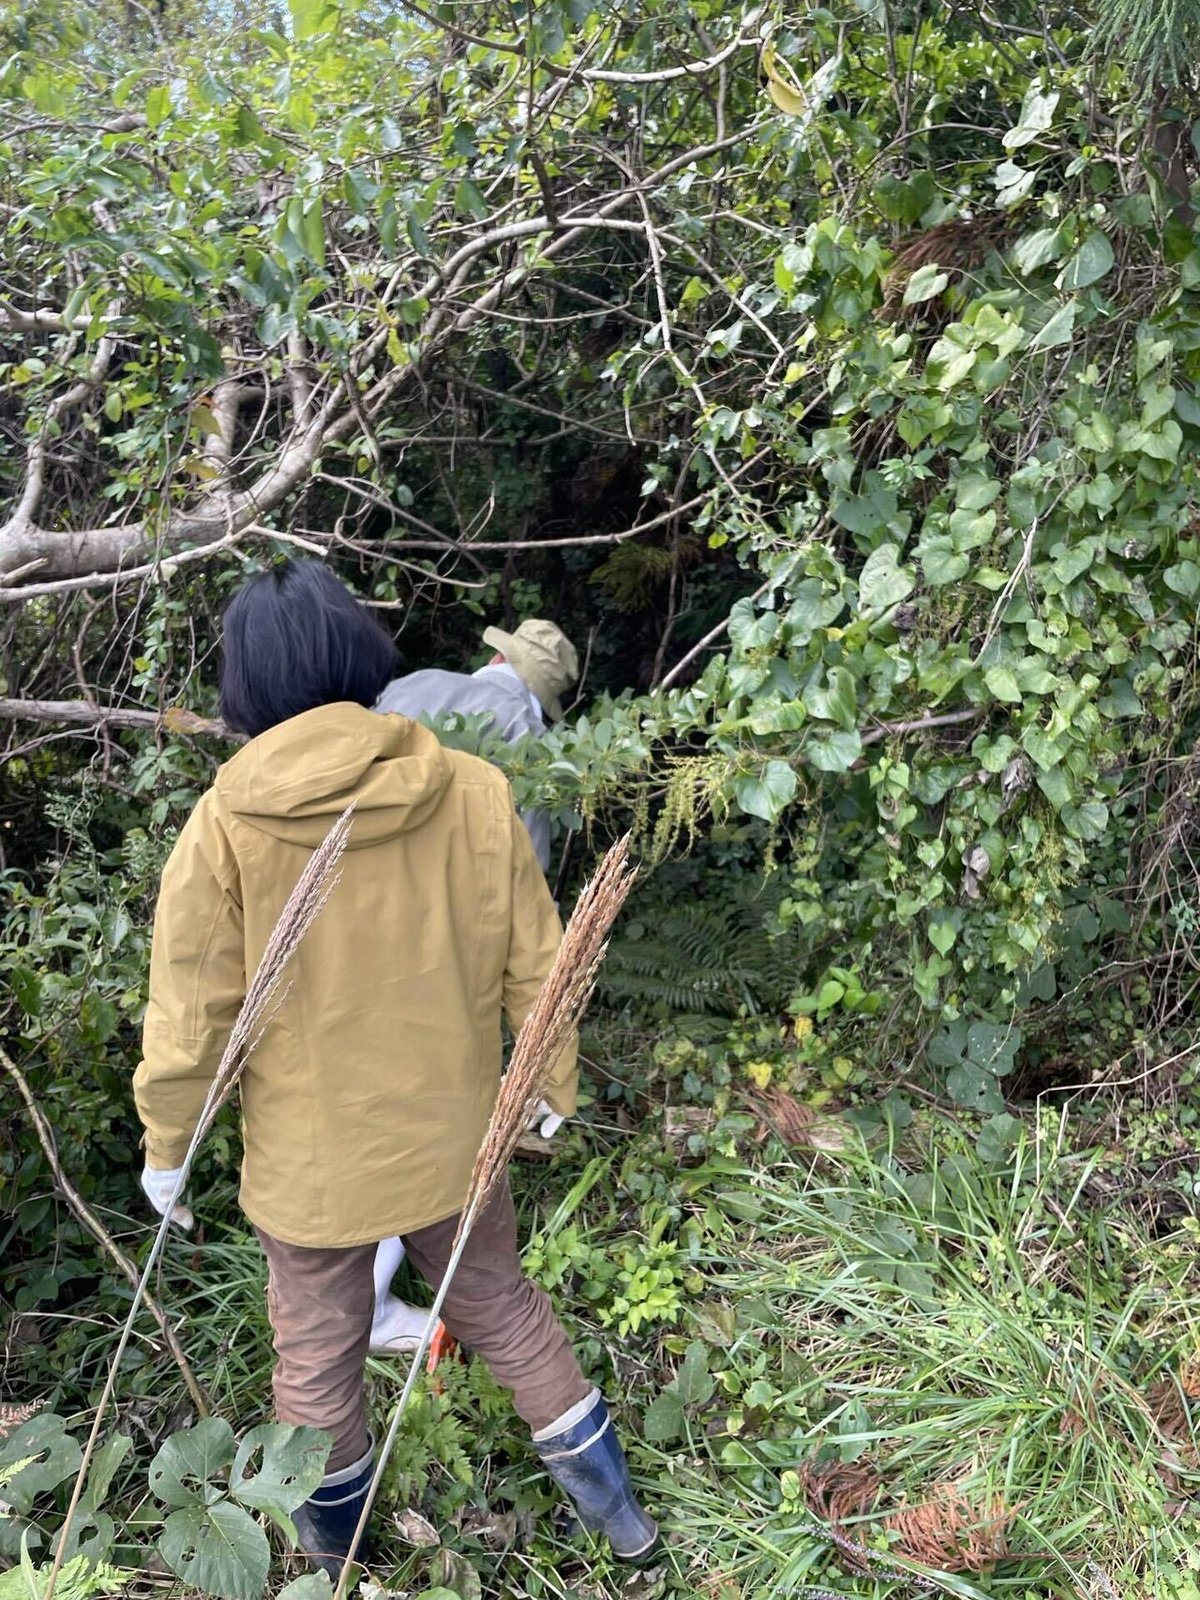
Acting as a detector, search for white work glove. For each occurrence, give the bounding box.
[527,1098,565,1140]
[140,1165,194,1232]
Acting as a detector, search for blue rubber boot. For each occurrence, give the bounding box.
[533,1391,659,1563]
[292,1441,373,1579]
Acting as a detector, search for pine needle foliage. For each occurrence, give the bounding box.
[1092,0,1200,85]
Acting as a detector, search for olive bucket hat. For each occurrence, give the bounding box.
[482,619,579,721]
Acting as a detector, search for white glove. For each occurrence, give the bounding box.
[527,1098,565,1140]
[140,1165,194,1232]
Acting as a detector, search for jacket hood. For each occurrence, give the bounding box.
[215,703,452,848]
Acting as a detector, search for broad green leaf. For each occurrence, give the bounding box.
[642,1388,685,1444]
[858,542,914,610]
[1164,556,1200,595]
[455,179,488,220]
[1138,419,1182,461]
[928,917,957,956]
[1062,800,1109,841]
[149,1419,236,1510]
[919,538,969,586]
[1074,413,1115,452]
[1028,299,1076,351]
[976,1113,1022,1164]
[1014,657,1058,694]
[230,1425,329,1522]
[804,665,857,730]
[734,760,797,823]
[1057,231,1114,292]
[929,347,976,389]
[955,474,1001,512]
[1011,227,1064,274]
[902,264,949,306]
[994,159,1036,207]
[948,507,996,550]
[10,964,40,1015]
[946,1063,1005,1114]
[984,666,1022,704]
[675,1342,715,1406]
[1098,677,1143,718]
[277,1578,332,1600]
[159,1502,269,1600]
[806,729,863,773]
[1003,85,1059,150]
[146,85,171,130]
[1036,766,1072,810]
[288,0,338,40]
[0,1416,81,1517]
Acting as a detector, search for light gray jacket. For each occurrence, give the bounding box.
[375,665,551,869]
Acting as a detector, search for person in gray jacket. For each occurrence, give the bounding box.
[368,617,579,1352]
[374,618,578,872]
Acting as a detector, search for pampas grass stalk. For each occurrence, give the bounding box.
[44,806,355,1600]
[334,834,637,1598]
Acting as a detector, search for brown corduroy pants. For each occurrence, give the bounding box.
[255,1182,591,1472]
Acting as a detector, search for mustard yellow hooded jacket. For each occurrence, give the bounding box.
[132,703,576,1248]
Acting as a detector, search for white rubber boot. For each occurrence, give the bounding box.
[369,1237,427,1354]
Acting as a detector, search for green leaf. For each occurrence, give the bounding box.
[643,1389,685,1444]
[1165,560,1200,599]
[1062,799,1109,841]
[946,1063,1005,1114]
[948,507,996,550]
[149,1419,237,1510]
[277,1578,332,1600]
[1057,231,1114,292]
[984,665,1022,704]
[1075,412,1115,452]
[806,729,863,773]
[675,1342,715,1406]
[1028,299,1076,351]
[454,179,488,220]
[902,264,949,306]
[230,1425,329,1524]
[1003,84,1059,150]
[146,84,171,130]
[928,916,957,956]
[858,542,914,610]
[955,474,1002,512]
[694,1301,737,1345]
[288,0,338,40]
[10,964,40,1016]
[804,665,858,730]
[966,1022,1019,1076]
[734,760,797,823]
[159,1502,270,1600]
[1011,227,1064,274]
[300,198,325,269]
[0,1416,81,1517]
[976,1113,1022,1165]
[919,537,969,586]
[1035,765,1073,810]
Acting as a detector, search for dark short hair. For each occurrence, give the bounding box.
[219,560,401,737]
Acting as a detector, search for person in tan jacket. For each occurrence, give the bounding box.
[133,561,658,1572]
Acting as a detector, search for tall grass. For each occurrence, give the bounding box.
[112,1110,1199,1598]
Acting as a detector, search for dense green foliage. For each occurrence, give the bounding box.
[5,0,1200,1596]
